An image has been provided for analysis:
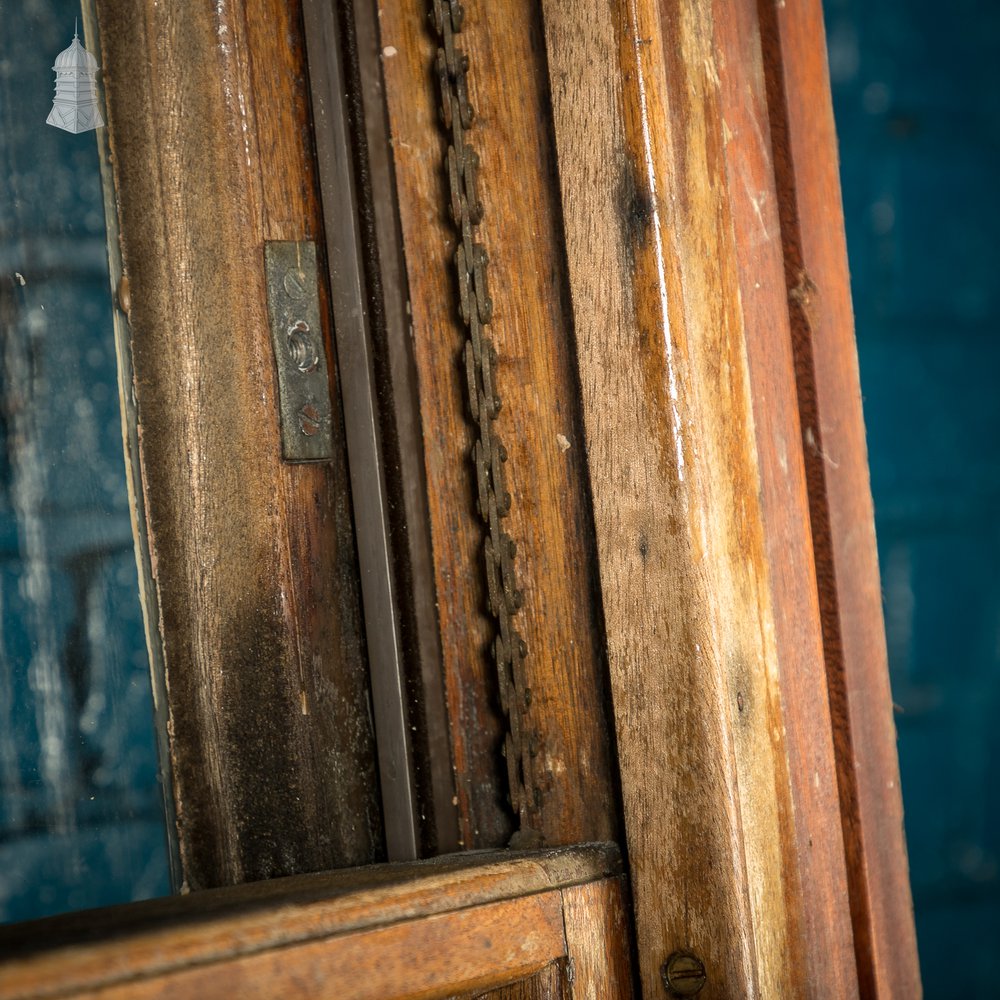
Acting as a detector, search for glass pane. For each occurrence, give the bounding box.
[0,0,171,921]
[826,0,1000,992]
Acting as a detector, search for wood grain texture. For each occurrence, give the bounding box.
[711,1,860,995]
[6,895,563,1000]
[562,878,634,1000]
[471,964,565,1000]
[0,846,618,1000]
[757,1,921,995]
[541,0,805,994]
[93,0,382,888]
[377,0,618,848]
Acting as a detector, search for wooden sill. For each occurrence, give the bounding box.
[0,843,621,1000]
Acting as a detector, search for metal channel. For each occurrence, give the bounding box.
[301,2,419,860]
[348,0,459,852]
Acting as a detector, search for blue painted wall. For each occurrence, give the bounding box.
[825,0,1000,994]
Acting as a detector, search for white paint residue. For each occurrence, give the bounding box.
[382,45,398,58]
[777,435,788,475]
[804,426,840,469]
[703,56,721,90]
[751,189,768,235]
[626,0,685,482]
[556,433,571,452]
[238,90,252,173]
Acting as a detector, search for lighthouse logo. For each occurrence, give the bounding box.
[46,23,105,134]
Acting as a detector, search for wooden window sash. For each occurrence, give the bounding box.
[0,845,629,1000]
[89,0,387,887]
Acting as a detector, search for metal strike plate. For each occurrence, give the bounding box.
[264,241,334,462]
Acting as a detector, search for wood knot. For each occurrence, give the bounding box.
[617,154,653,256]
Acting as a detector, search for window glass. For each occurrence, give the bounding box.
[0,0,170,922]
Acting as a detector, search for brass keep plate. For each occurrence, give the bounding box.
[264,240,334,462]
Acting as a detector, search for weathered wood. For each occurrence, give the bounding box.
[711,1,860,995]
[94,0,382,888]
[377,0,618,848]
[0,845,619,1000]
[469,877,635,1000]
[757,1,921,995]
[562,878,634,999]
[472,964,564,1000]
[540,0,806,994]
[7,895,563,1000]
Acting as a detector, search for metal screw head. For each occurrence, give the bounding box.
[298,403,322,437]
[283,267,308,300]
[661,952,707,997]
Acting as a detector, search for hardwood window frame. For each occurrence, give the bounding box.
[1,0,920,997]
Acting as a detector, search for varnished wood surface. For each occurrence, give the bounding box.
[541,0,814,995]
[94,0,382,887]
[0,846,620,1000]
[377,0,618,848]
[758,1,921,995]
[712,1,859,995]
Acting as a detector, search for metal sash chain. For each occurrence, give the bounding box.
[428,0,538,839]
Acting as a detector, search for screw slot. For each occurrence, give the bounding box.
[287,321,320,373]
[283,267,308,299]
[298,403,322,437]
[661,952,706,997]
